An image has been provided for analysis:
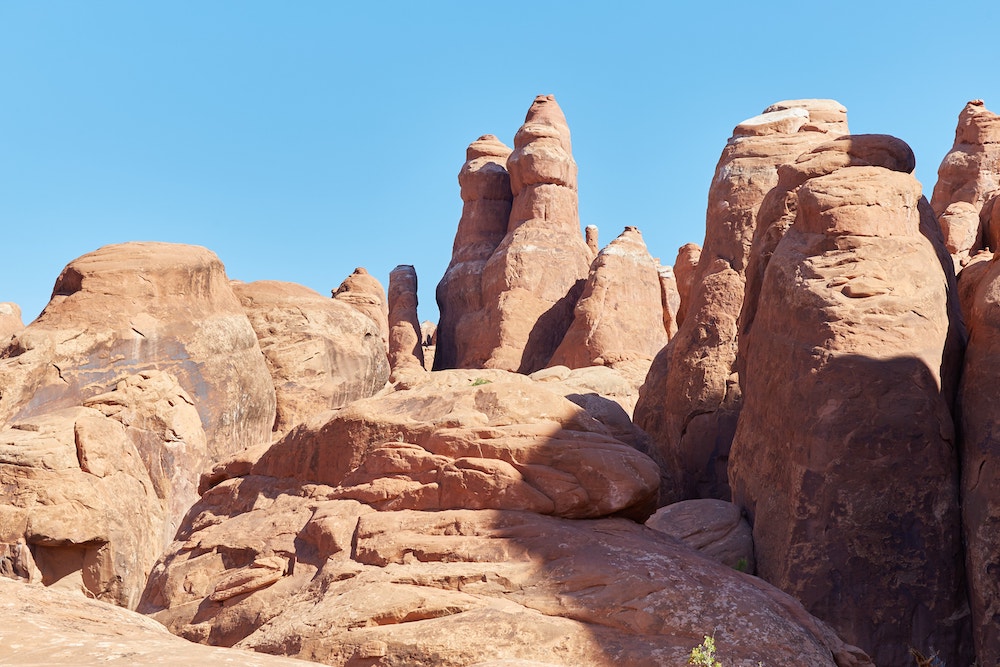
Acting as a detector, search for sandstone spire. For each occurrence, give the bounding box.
[931,100,1000,265]
[548,226,667,369]
[634,100,848,500]
[433,135,512,370]
[387,264,425,380]
[475,95,593,373]
[333,267,390,353]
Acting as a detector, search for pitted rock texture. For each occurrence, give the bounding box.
[740,135,920,345]
[0,242,276,458]
[332,267,390,353]
[728,166,971,666]
[435,135,513,371]
[476,95,593,373]
[139,370,871,667]
[636,100,849,502]
[234,280,389,437]
[549,226,667,371]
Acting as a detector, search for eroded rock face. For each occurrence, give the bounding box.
[0,302,22,342]
[333,267,390,353]
[84,370,208,546]
[0,407,164,608]
[234,280,389,437]
[0,579,317,666]
[645,499,754,572]
[657,263,680,339]
[930,100,1000,265]
[248,371,659,520]
[549,227,667,370]
[0,242,276,458]
[959,252,1000,664]
[434,135,513,371]
[672,243,701,328]
[740,134,920,349]
[729,166,971,666]
[931,100,1000,218]
[636,100,849,501]
[140,372,870,667]
[387,265,425,381]
[477,95,593,373]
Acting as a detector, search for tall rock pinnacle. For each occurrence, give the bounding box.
[475,95,593,373]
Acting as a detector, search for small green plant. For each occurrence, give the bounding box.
[471,378,491,386]
[689,635,722,667]
[734,557,749,573]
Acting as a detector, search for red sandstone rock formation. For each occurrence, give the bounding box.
[931,100,1000,216]
[958,252,1000,664]
[729,165,971,666]
[140,370,870,667]
[0,406,166,608]
[234,280,389,436]
[0,579,317,666]
[387,265,425,381]
[0,302,22,342]
[672,243,701,328]
[333,267,390,353]
[434,135,513,370]
[635,100,848,501]
[84,370,209,546]
[0,242,276,457]
[930,100,1000,264]
[585,224,599,256]
[475,95,593,373]
[656,263,680,338]
[548,226,667,370]
[645,499,754,572]
[740,134,920,348]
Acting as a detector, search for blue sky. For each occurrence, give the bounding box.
[2,2,998,323]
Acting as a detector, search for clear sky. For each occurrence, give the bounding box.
[2,2,998,324]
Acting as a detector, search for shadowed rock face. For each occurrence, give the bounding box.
[233,280,389,437]
[635,100,849,502]
[729,166,972,666]
[959,252,1000,664]
[476,95,593,374]
[548,226,667,370]
[435,135,513,371]
[139,370,871,667]
[0,242,276,459]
